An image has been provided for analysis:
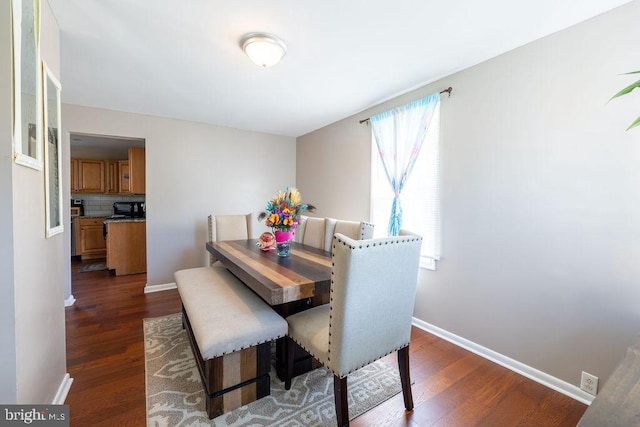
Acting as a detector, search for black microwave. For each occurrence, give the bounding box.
[113,202,145,217]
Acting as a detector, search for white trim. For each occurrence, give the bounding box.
[52,373,73,404]
[144,282,177,294]
[419,256,437,270]
[411,317,595,405]
[64,294,76,307]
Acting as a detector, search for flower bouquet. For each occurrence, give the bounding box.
[257,186,315,256]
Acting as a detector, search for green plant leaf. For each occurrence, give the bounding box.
[610,78,640,100]
[627,116,640,131]
[612,70,640,131]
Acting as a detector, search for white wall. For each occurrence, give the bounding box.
[61,105,296,288]
[297,0,640,391]
[0,0,17,403]
[297,120,372,221]
[0,0,68,404]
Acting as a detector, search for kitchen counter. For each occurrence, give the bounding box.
[105,219,146,275]
[103,217,146,224]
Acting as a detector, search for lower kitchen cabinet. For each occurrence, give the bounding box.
[106,221,146,275]
[78,217,106,260]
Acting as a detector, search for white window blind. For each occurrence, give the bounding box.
[370,102,441,270]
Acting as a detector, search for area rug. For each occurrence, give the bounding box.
[78,262,108,272]
[145,313,402,426]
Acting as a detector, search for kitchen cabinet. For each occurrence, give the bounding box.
[105,160,119,194]
[118,160,130,193]
[70,159,79,192]
[71,149,144,195]
[77,159,105,193]
[128,147,145,194]
[106,220,146,275]
[78,217,106,260]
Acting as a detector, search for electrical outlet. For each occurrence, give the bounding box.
[581,371,598,396]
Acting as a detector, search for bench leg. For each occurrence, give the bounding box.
[203,342,272,419]
[181,309,275,419]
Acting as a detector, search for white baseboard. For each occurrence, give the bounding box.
[64,294,76,307]
[411,317,595,405]
[52,373,73,404]
[144,282,177,294]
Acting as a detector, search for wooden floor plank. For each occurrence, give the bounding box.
[65,259,587,426]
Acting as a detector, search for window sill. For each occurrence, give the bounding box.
[420,257,438,271]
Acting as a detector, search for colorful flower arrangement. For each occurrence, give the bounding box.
[258,186,315,232]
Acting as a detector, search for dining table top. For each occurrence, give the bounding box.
[206,239,332,306]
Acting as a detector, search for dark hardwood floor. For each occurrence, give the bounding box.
[66,259,587,426]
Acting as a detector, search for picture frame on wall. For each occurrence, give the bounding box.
[43,62,63,237]
[12,0,42,170]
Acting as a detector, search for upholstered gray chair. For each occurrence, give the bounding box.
[207,213,253,266]
[285,232,422,427]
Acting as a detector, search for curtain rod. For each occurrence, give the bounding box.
[358,86,453,125]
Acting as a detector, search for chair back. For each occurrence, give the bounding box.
[208,214,253,264]
[293,216,307,243]
[324,218,374,250]
[296,216,375,251]
[327,233,422,376]
[300,216,325,250]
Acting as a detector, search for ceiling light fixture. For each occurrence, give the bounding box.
[240,33,287,68]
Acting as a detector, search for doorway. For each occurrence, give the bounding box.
[68,133,146,300]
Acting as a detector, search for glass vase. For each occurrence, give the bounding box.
[274,230,293,257]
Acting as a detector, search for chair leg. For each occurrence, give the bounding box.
[397,345,414,411]
[333,375,349,427]
[285,337,296,390]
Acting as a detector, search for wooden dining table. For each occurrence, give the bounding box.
[206,238,332,378]
[206,239,332,306]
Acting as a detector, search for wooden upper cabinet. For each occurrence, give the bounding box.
[77,159,105,193]
[118,160,130,193]
[70,158,79,192]
[128,147,145,194]
[105,160,119,194]
[71,148,144,194]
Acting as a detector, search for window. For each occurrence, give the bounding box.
[370,101,441,270]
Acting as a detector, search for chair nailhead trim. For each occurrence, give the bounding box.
[333,234,423,249]
[215,333,286,358]
[318,233,420,377]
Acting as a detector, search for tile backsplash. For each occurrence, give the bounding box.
[73,194,145,217]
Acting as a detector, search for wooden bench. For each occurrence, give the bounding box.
[175,266,287,419]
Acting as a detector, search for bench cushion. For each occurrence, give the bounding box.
[175,267,287,360]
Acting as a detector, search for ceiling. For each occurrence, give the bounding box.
[49,0,632,138]
[69,133,144,158]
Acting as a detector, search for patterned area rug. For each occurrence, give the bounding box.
[145,313,402,426]
[77,262,108,272]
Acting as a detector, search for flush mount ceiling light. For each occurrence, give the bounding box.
[240,33,287,68]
